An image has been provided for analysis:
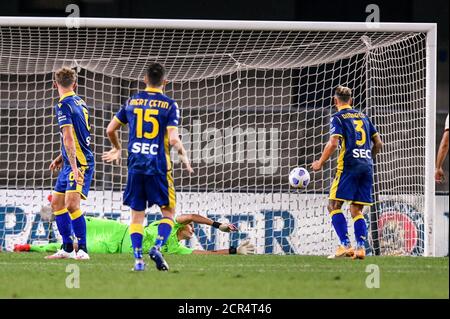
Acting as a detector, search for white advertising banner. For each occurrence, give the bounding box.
[1,190,446,255]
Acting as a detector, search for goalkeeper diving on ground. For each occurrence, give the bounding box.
[13,214,255,256]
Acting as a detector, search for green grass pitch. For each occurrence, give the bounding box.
[0,253,447,298]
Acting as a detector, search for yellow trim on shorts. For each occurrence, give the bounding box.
[60,124,73,128]
[329,209,343,217]
[129,223,144,235]
[351,201,374,206]
[70,209,83,220]
[329,170,342,200]
[66,190,87,200]
[113,116,126,126]
[53,208,69,216]
[53,191,65,196]
[165,171,176,209]
[352,214,365,222]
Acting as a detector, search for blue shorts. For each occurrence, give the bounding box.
[54,165,94,200]
[329,169,373,206]
[123,172,176,211]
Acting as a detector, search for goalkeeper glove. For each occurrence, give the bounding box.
[236,239,255,255]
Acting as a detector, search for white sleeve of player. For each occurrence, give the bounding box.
[445,114,449,131]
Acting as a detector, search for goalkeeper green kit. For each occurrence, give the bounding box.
[30,217,194,255]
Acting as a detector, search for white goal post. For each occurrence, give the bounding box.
[0,17,437,256]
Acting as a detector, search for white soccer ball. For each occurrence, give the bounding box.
[289,167,310,188]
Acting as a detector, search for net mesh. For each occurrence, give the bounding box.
[0,24,427,255]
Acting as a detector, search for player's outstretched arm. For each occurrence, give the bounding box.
[102,119,122,165]
[311,135,340,171]
[168,127,194,173]
[191,240,255,255]
[192,249,231,255]
[176,214,237,232]
[62,126,84,185]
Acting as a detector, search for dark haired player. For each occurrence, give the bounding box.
[311,86,383,260]
[103,63,193,271]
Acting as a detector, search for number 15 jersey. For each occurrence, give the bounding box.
[114,87,180,176]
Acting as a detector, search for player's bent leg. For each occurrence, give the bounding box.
[65,192,89,260]
[327,200,354,259]
[350,203,367,260]
[148,206,174,271]
[130,210,146,271]
[350,170,372,260]
[51,192,65,212]
[46,192,76,259]
[150,173,176,250]
[123,173,148,271]
[146,174,175,271]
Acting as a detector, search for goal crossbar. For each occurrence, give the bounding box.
[0,16,437,33]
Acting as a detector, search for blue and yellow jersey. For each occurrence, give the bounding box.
[55,91,94,167]
[330,105,378,173]
[114,87,180,175]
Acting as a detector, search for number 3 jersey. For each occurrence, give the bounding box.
[330,105,379,173]
[55,91,95,168]
[114,87,180,176]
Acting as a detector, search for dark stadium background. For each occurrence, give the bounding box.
[0,0,448,193]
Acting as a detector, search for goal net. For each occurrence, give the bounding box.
[0,18,436,256]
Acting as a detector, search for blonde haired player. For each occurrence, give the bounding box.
[47,67,94,260]
[311,86,383,259]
